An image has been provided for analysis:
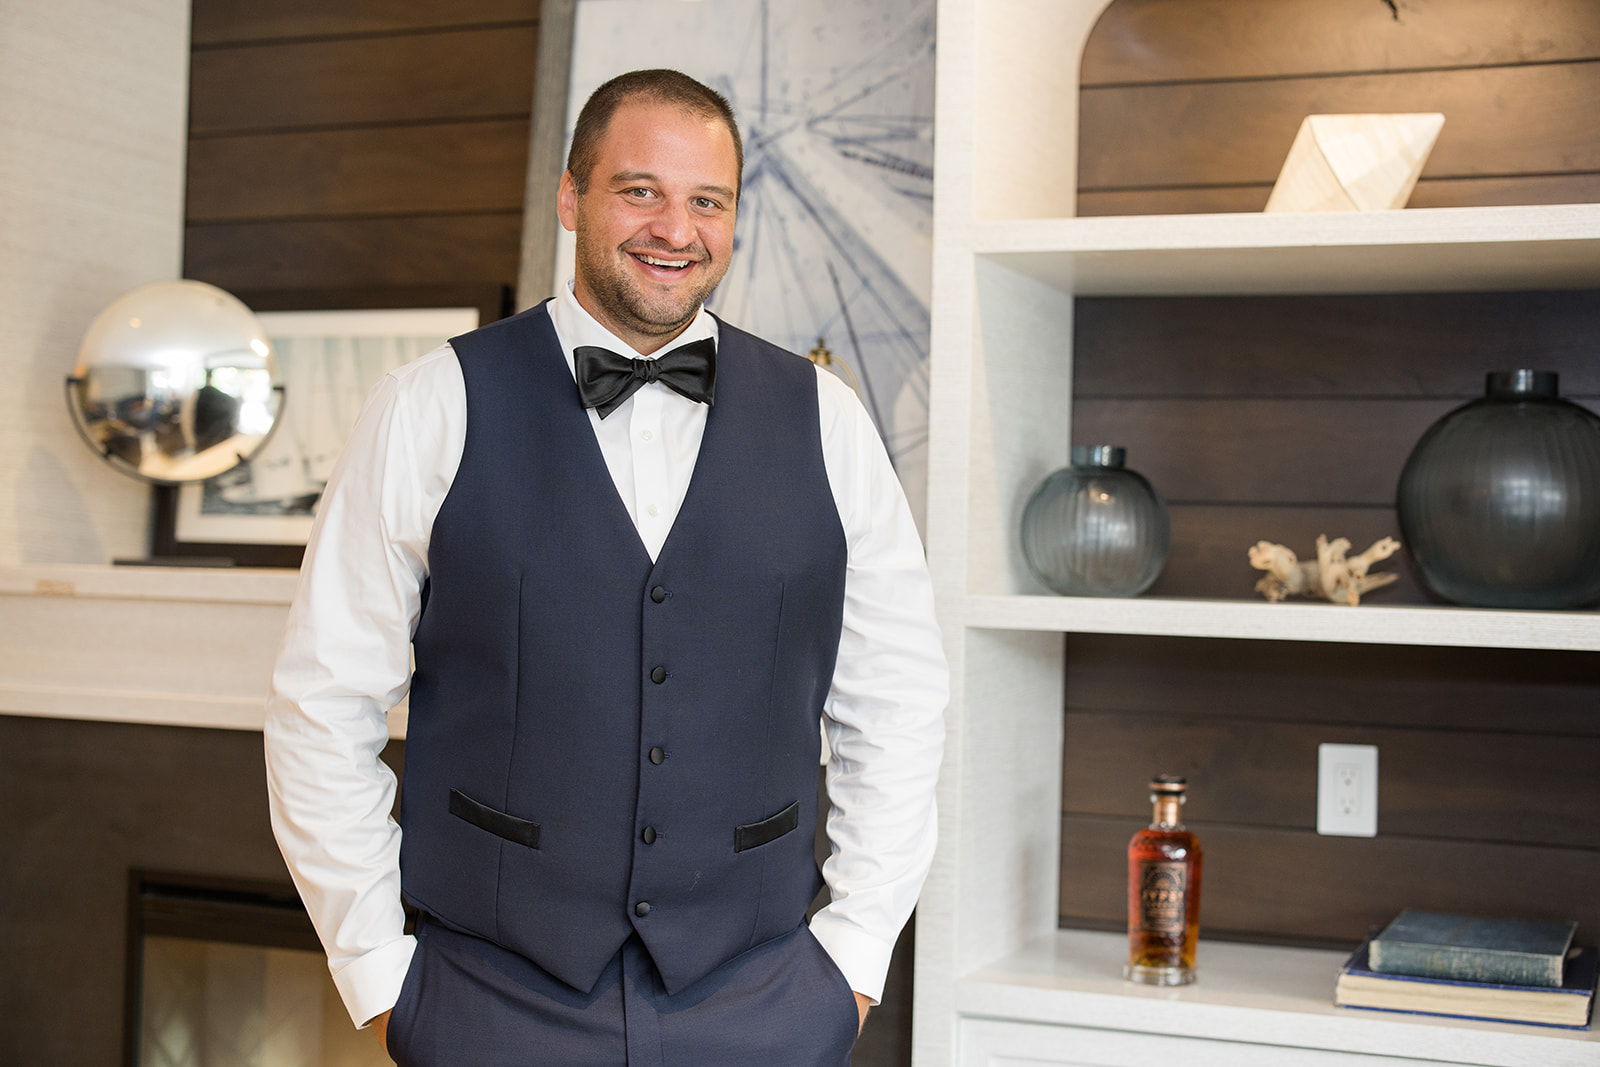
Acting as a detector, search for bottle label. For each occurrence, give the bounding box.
[1137,861,1187,934]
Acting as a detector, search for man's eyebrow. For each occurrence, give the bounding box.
[610,171,735,200]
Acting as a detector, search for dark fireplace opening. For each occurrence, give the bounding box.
[123,871,388,1067]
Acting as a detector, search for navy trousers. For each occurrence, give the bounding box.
[385,915,859,1066]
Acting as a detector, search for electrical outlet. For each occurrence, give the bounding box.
[1317,743,1378,837]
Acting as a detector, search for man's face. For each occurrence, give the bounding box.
[558,98,740,355]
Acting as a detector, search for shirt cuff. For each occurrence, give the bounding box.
[331,934,417,1029]
[808,912,896,1004]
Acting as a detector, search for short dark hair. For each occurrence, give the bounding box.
[566,69,744,199]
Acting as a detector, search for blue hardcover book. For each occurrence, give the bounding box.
[1335,940,1597,1030]
[1369,910,1577,987]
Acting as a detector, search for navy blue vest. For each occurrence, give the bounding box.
[400,302,848,996]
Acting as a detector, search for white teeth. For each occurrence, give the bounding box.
[637,254,690,268]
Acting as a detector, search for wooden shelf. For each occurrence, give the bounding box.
[963,594,1600,652]
[972,204,1600,296]
[959,930,1600,1067]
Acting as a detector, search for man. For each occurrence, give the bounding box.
[265,69,946,1066]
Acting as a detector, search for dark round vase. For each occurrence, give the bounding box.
[1396,370,1600,609]
[1021,445,1170,597]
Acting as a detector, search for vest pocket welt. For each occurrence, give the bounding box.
[449,787,541,849]
[733,800,800,852]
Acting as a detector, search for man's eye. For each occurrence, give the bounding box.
[628,188,655,199]
[693,197,720,210]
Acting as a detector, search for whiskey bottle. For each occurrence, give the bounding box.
[1126,774,1202,985]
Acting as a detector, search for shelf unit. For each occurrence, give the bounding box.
[912,2,1600,1064]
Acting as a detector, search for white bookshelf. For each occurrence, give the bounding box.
[913,1,1600,1064]
[964,596,1600,653]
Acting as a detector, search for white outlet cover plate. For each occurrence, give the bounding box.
[1318,743,1378,837]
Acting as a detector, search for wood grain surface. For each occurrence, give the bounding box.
[1078,0,1600,214]
[191,0,539,47]
[1059,815,1600,947]
[189,26,539,135]
[186,120,531,221]
[186,214,523,290]
[1081,0,1600,85]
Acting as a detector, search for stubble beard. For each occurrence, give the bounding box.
[574,229,725,346]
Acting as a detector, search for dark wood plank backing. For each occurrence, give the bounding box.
[1078,0,1600,214]
[185,214,523,291]
[1064,281,1600,946]
[1081,0,1600,85]
[1059,631,1600,943]
[1074,293,1600,397]
[191,0,539,46]
[1080,62,1600,192]
[1059,815,1600,948]
[1071,397,1456,506]
[186,120,531,221]
[1063,711,1600,847]
[1149,504,1424,603]
[1079,173,1600,217]
[189,27,539,135]
[1064,634,1600,735]
[183,3,536,302]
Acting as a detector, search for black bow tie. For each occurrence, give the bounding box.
[573,337,717,419]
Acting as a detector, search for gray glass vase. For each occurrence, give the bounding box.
[1021,446,1170,597]
[1396,370,1600,609]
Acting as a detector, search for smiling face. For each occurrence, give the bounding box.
[558,97,740,354]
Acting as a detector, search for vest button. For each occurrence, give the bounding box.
[650,665,667,684]
[642,826,657,844]
[650,586,667,603]
[649,746,665,764]
[635,901,651,917]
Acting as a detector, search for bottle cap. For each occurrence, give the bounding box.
[1149,775,1187,794]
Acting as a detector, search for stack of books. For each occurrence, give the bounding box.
[1335,910,1597,1030]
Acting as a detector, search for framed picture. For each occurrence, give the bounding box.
[152,286,505,567]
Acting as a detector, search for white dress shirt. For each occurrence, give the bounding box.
[264,281,947,1028]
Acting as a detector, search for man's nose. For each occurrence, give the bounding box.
[648,199,695,249]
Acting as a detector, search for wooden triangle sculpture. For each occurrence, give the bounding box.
[1265,113,1445,212]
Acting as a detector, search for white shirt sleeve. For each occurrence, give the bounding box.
[807,366,949,1004]
[263,346,466,1028]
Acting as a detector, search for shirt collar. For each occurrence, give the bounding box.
[549,278,718,383]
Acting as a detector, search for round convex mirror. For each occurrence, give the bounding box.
[66,280,283,484]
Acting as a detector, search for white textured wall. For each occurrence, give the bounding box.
[0,0,191,564]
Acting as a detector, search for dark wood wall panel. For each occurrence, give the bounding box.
[186,214,523,291]
[1078,0,1600,214]
[189,27,539,134]
[184,2,537,302]
[1064,711,1600,847]
[191,0,539,46]
[1081,0,1600,85]
[1152,505,1424,602]
[1073,291,1600,605]
[187,121,530,220]
[1066,635,1600,736]
[0,714,404,1062]
[1080,172,1600,217]
[1080,63,1600,191]
[1059,816,1600,947]
[1073,398,1455,506]
[1074,293,1600,397]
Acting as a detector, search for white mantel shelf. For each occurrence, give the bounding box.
[0,564,406,737]
[972,204,1600,296]
[959,930,1599,1067]
[963,594,1600,652]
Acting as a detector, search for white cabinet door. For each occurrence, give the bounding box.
[960,1018,1477,1067]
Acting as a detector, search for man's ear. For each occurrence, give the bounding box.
[556,170,580,233]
